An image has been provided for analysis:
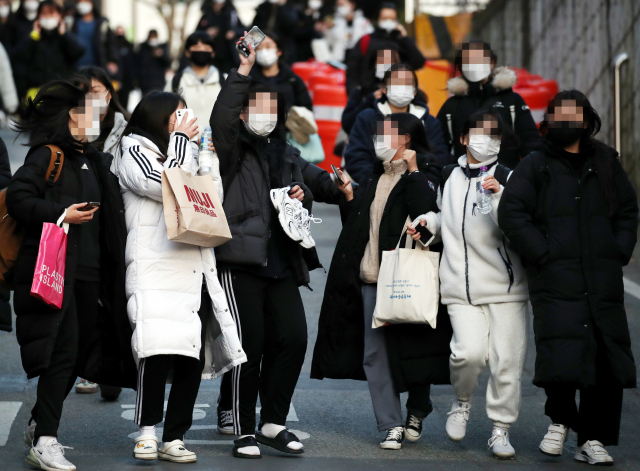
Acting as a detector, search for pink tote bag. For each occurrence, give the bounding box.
[30,212,68,309]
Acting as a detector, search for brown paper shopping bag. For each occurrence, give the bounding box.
[162,167,232,247]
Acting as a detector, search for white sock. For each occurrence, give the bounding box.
[238,435,260,456]
[261,423,303,450]
[139,425,156,437]
[36,436,55,447]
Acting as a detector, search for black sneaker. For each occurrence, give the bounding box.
[405,413,423,442]
[217,407,234,435]
[380,427,404,450]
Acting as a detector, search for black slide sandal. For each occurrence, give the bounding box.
[232,436,262,459]
[256,430,304,455]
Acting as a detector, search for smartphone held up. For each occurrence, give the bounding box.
[237,26,266,58]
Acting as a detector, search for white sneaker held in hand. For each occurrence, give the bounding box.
[159,439,197,463]
[26,438,76,471]
[488,427,515,459]
[270,187,304,242]
[539,423,569,456]
[574,440,614,466]
[133,435,158,460]
[298,207,322,249]
[446,400,471,441]
[380,427,404,450]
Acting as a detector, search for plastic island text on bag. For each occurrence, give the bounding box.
[30,212,69,309]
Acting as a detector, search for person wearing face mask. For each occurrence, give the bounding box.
[409,110,528,459]
[0,0,12,30]
[312,113,451,450]
[344,64,448,183]
[210,36,319,459]
[12,0,85,99]
[135,30,171,96]
[499,91,638,466]
[7,76,136,471]
[345,3,424,95]
[71,0,119,75]
[325,0,372,63]
[251,31,312,111]
[195,0,246,74]
[252,0,299,64]
[437,41,540,168]
[167,32,223,136]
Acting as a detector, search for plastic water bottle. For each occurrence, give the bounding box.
[199,125,214,173]
[476,166,492,215]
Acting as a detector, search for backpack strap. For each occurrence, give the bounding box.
[441,163,458,190]
[445,113,454,155]
[44,145,64,188]
[360,34,371,56]
[171,70,183,93]
[494,164,511,187]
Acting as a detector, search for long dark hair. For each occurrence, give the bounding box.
[242,83,288,143]
[74,67,131,150]
[16,77,92,151]
[380,63,427,105]
[539,90,616,215]
[381,113,430,154]
[122,92,186,161]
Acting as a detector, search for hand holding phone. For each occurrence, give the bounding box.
[408,218,432,247]
[79,202,100,212]
[236,26,266,58]
[175,109,198,140]
[331,164,344,185]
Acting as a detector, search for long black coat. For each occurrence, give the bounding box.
[311,154,452,389]
[5,144,136,387]
[498,138,637,389]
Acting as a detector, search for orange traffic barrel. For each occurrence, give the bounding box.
[313,84,347,171]
[514,85,549,124]
[292,61,322,86]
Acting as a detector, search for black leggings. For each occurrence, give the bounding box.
[219,269,307,436]
[133,287,209,442]
[32,280,99,440]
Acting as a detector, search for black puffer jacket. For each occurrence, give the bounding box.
[210,69,319,287]
[5,144,136,387]
[498,138,637,389]
[436,67,540,168]
[311,154,452,387]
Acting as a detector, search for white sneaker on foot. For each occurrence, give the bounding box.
[539,423,569,456]
[133,435,158,460]
[159,439,197,463]
[488,427,515,459]
[446,400,470,441]
[24,421,36,446]
[26,438,76,470]
[270,187,304,242]
[574,440,614,466]
[380,427,404,450]
[74,379,98,394]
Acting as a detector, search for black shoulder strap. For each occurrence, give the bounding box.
[441,164,458,188]
[494,164,511,186]
[529,150,548,221]
[171,70,183,93]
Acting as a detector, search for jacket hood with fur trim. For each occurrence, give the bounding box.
[446,66,517,96]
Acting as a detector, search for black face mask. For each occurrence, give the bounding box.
[190,51,212,67]
[546,122,584,147]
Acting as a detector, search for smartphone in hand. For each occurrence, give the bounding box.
[237,26,266,58]
[411,219,432,247]
[79,202,100,212]
[175,108,195,127]
[331,164,344,185]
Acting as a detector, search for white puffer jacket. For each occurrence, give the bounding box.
[419,156,528,306]
[116,131,246,378]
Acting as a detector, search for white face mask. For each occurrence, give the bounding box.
[64,15,74,29]
[374,134,401,161]
[93,90,110,114]
[375,63,390,80]
[461,63,491,83]
[39,17,59,30]
[244,113,277,137]
[0,5,11,17]
[256,48,279,67]
[76,1,93,15]
[268,0,280,4]
[309,0,322,10]
[336,4,351,16]
[378,19,397,32]
[148,38,159,47]
[386,85,414,108]
[467,134,501,162]
[24,0,39,11]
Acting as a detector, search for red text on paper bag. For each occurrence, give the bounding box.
[183,185,218,217]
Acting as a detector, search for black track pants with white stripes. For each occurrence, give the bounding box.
[219,269,307,436]
[134,287,209,442]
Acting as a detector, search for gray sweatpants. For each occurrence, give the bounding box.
[362,284,404,431]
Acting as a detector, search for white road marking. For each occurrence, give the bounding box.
[623,277,640,300]
[0,402,22,446]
